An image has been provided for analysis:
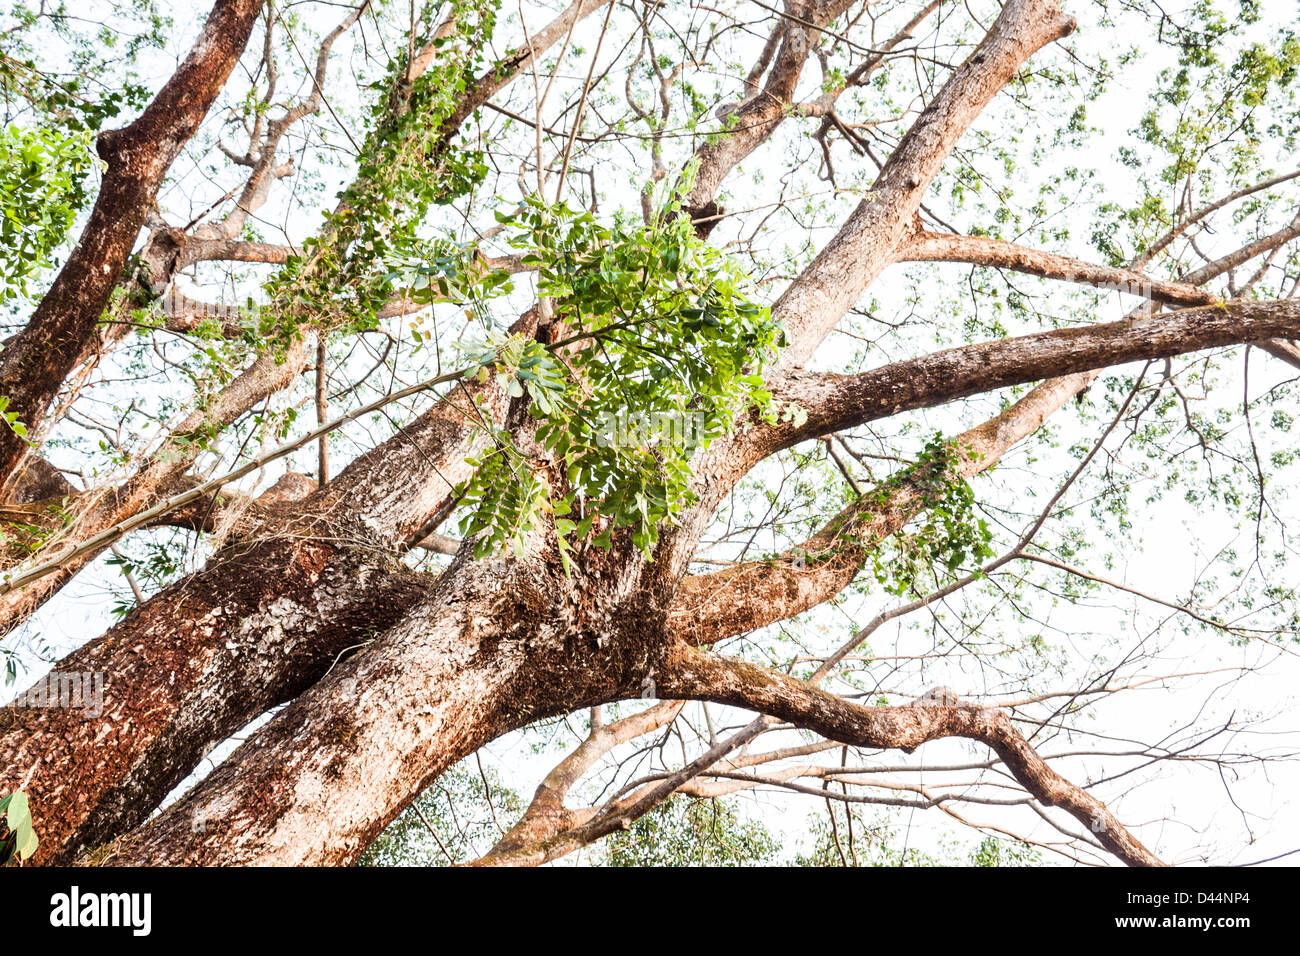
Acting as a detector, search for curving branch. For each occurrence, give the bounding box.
[668,373,1088,645]
[655,644,1165,867]
[679,0,858,233]
[0,0,267,492]
[469,700,685,864]
[899,229,1218,307]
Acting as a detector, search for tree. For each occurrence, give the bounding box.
[356,764,525,866]
[0,0,1297,867]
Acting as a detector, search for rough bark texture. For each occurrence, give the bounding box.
[0,538,428,863]
[0,0,266,490]
[101,529,670,865]
[0,335,522,863]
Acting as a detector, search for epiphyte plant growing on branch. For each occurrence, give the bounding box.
[0,0,1297,870]
[454,196,785,561]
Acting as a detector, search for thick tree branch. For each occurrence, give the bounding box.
[0,0,266,491]
[757,298,1299,454]
[668,373,1089,644]
[655,644,1165,866]
[93,545,601,866]
[0,308,530,861]
[0,338,311,633]
[772,0,1077,369]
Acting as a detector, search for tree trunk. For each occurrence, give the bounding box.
[0,535,428,863]
[101,544,656,865]
[0,330,527,862]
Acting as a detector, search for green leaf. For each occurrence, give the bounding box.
[14,819,37,860]
[6,790,29,831]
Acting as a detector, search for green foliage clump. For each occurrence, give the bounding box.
[0,124,93,303]
[870,435,994,595]
[263,0,500,344]
[454,197,786,564]
[0,790,39,864]
[601,795,778,866]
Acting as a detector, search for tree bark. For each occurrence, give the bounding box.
[7,0,1269,871]
[0,336,523,862]
[99,540,660,865]
[760,298,1300,452]
[772,0,1077,369]
[0,0,266,491]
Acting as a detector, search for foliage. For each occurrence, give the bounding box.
[454,197,785,563]
[0,124,93,303]
[0,393,30,440]
[0,789,39,864]
[869,436,994,595]
[968,834,1042,867]
[601,795,779,866]
[796,807,1040,867]
[262,0,500,345]
[105,539,185,619]
[0,1,165,133]
[3,0,1298,870]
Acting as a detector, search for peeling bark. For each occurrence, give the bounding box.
[0,330,524,862]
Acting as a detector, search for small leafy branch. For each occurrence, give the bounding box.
[452,196,786,568]
[870,435,994,595]
[0,124,94,304]
[0,395,30,442]
[261,0,501,348]
[0,790,39,864]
